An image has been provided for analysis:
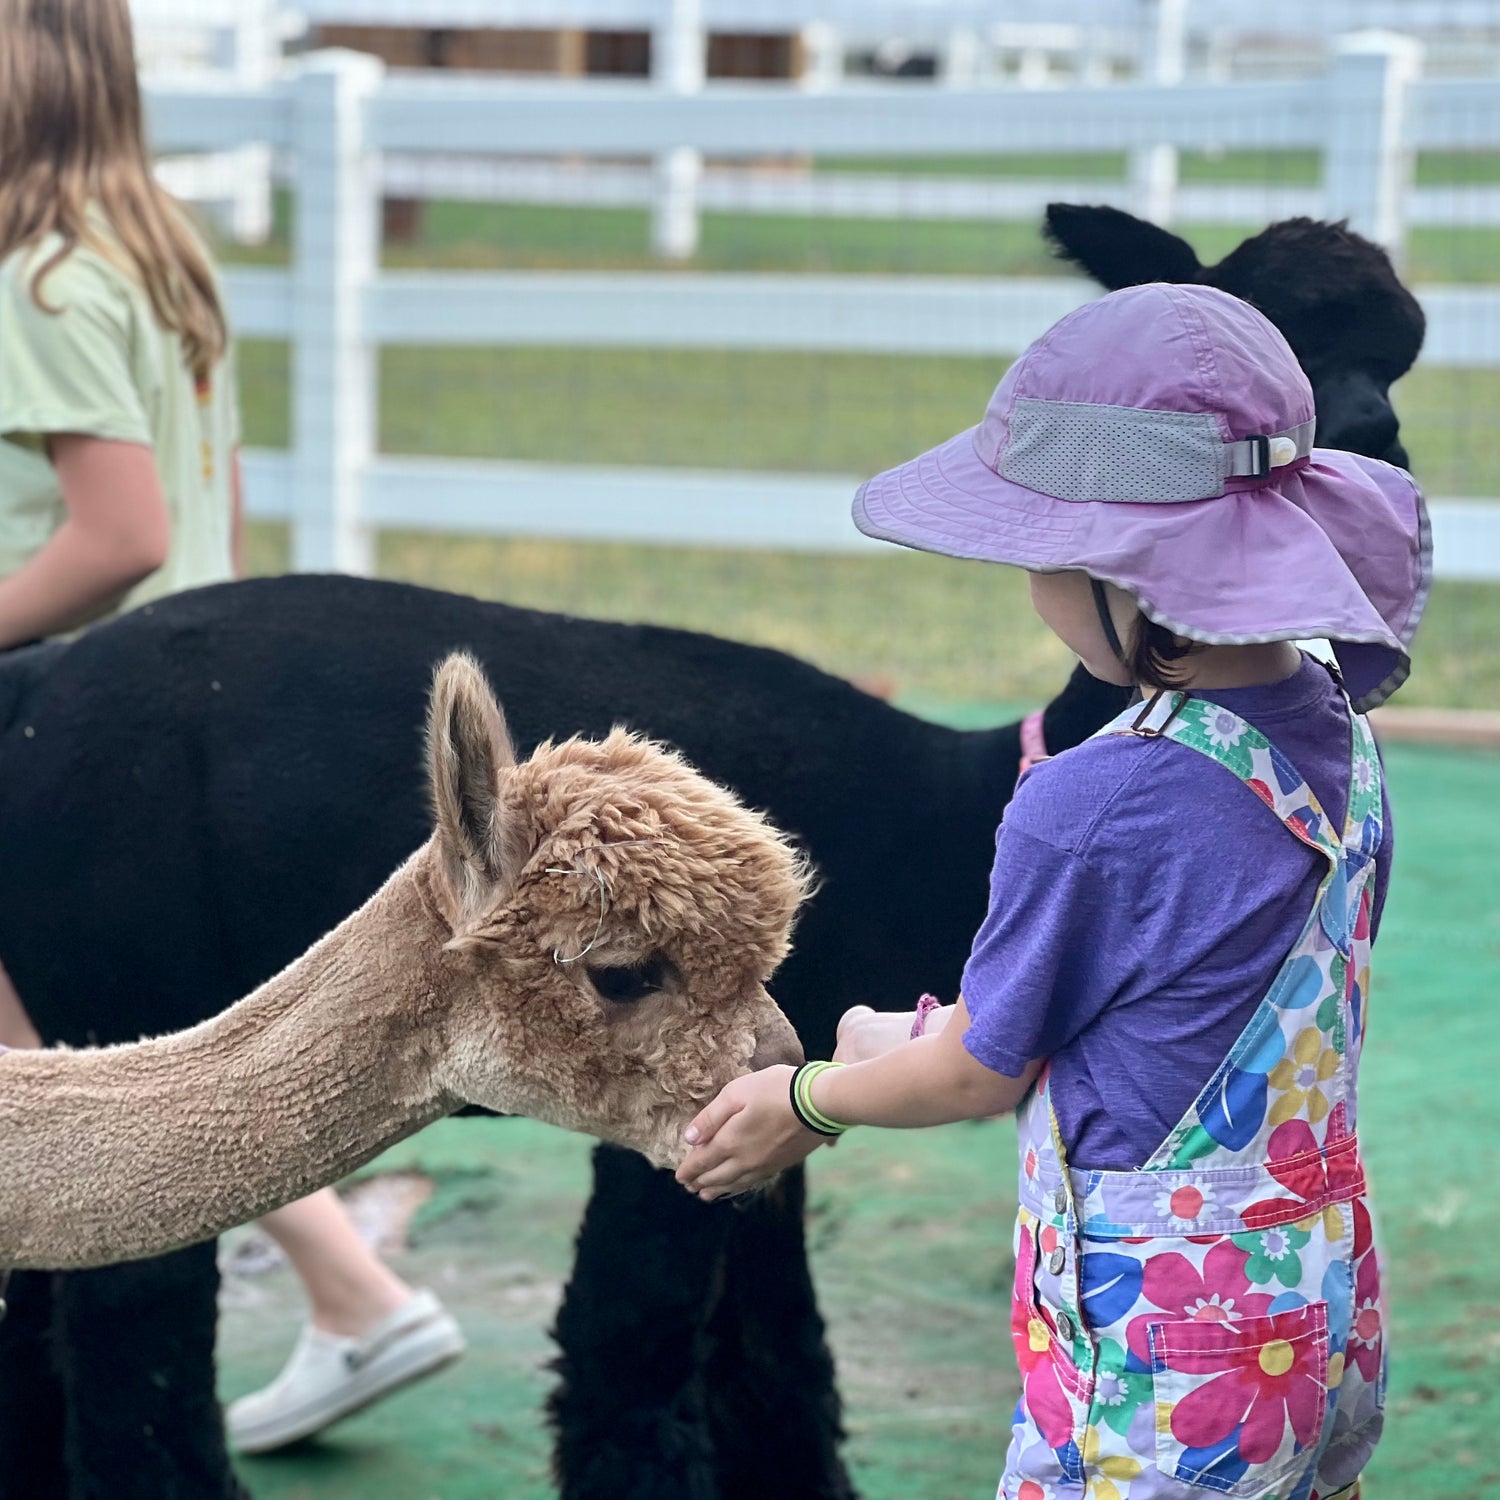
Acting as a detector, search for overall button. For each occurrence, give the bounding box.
[1056,1312,1076,1343]
[1053,1185,1069,1215]
[1048,1247,1067,1276]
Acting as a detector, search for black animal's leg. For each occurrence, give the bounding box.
[0,1271,68,1500]
[549,1145,730,1500]
[704,1166,855,1500]
[52,1243,249,1500]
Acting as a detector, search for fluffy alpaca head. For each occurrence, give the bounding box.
[1042,203,1425,469]
[425,653,809,1168]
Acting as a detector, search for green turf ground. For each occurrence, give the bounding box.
[219,737,1500,1499]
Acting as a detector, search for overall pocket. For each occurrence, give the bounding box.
[1149,1301,1329,1497]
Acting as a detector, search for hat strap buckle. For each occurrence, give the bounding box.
[1226,419,1314,481]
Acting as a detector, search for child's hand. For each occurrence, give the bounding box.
[833,1003,951,1064]
[675,1066,826,1201]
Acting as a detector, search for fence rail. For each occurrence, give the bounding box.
[236,451,1500,583]
[150,45,1500,577]
[225,268,1500,363]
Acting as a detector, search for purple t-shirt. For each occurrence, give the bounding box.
[961,656,1392,1171]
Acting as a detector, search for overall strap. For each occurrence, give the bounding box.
[1343,704,1385,857]
[1093,690,1348,868]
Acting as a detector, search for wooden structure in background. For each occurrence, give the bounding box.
[312,23,804,239]
[312,24,801,79]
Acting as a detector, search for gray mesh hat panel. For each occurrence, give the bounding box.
[998,398,1227,503]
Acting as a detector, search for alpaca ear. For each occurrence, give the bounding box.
[1043,202,1203,290]
[428,653,528,924]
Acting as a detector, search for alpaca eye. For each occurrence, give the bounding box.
[587,956,668,1005]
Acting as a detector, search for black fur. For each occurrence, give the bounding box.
[0,576,1129,1499]
[0,1248,247,1500]
[1043,203,1425,468]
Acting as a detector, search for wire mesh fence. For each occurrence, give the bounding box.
[139,0,1500,711]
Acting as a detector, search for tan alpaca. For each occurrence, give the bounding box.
[0,654,807,1271]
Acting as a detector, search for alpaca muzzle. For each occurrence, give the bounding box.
[747,1007,803,1073]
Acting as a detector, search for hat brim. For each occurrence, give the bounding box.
[853,428,1431,712]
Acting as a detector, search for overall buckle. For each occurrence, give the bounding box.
[1128,690,1189,738]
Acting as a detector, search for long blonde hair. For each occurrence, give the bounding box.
[0,0,227,383]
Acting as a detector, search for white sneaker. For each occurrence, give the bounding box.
[226,1289,467,1454]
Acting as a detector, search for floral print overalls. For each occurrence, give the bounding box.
[1004,689,1385,1500]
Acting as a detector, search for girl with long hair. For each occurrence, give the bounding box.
[0,0,464,1458]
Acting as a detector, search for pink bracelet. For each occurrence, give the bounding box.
[910,993,943,1039]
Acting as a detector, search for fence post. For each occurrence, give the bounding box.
[226,0,275,244]
[943,29,982,88]
[1129,0,1186,225]
[288,49,382,575]
[1325,31,1422,259]
[651,0,704,261]
[799,24,843,92]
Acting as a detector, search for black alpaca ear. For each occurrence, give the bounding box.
[1043,203,1203,290]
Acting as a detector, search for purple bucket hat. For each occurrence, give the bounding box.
[853,283,1430,711]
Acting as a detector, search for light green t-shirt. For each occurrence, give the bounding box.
[0,230,239,622]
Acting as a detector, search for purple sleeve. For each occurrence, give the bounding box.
[959,824,1139,1078]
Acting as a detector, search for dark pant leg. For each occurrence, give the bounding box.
[52,1243,249,1500]
[0,1270,69,1500]
[704,1167,855,1500]
[549,1145,729,1500]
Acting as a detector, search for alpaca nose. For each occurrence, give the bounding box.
[748,1006,804,1072]
[1312,373,1401,462]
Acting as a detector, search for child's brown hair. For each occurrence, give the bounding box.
[1128,615,1198,693]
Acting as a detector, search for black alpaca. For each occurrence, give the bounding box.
[0,212,1424,1499]
[0,578,1128,1500]
[1043,203,1425,468]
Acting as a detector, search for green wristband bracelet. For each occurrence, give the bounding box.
[789,1060,850,1137]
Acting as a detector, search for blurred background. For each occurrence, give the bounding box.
[139,0,1500,717]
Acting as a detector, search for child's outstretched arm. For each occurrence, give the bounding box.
[675,996,1039,1202]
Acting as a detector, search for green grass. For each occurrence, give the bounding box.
[816,150,1130,179]
[385,204,1500,285]
[220,739,1500,1499]
[819,149,1500,187]
[221,188,1500,285]
[242,522,1500,713]
[239,337,1500,500]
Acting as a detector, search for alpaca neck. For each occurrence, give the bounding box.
[1041,661,1134,757]
[1,848,460,1270]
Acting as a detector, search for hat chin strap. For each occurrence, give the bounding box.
[1091,578,1126,663]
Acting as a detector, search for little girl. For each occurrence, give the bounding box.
[677,283,1428,1500]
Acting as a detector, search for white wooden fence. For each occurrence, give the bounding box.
[144,42,1500,581]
